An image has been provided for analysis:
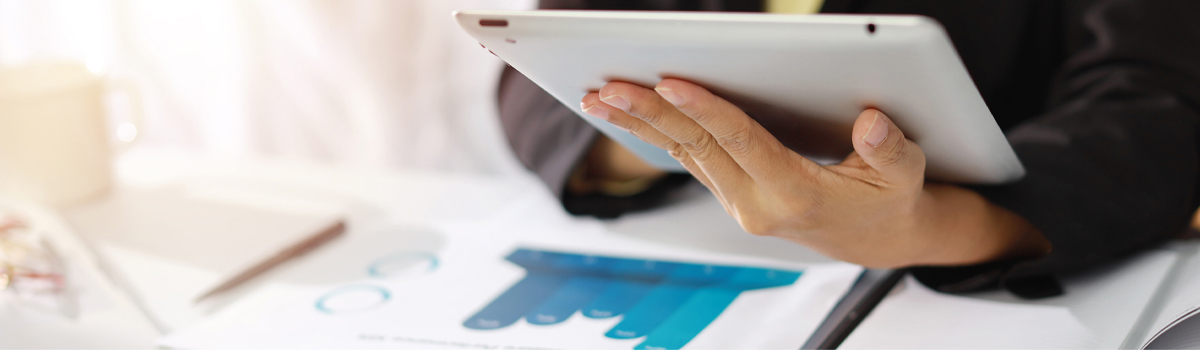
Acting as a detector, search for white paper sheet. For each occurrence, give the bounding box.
[840,276,1100,349]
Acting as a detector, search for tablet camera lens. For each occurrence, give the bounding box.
[867,23,876,34]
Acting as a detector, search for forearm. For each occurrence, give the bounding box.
[908,0,1200,298]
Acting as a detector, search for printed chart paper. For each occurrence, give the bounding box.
[161,240,858,349]
[161,193,861,349]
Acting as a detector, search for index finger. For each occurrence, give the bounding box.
[653,78,822,180]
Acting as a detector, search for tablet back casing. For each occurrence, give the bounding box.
[457,11,1024,184]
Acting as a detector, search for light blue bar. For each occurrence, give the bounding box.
[605,284,697,339]
[635,268,802,349]
[721,267,803,290]
[636,287,741,350]
[605,264,737,339]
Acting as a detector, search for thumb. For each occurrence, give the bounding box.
[852,109,925,185]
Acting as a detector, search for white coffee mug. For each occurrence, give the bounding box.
[0,61,140,207]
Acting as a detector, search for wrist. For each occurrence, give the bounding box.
[914,184,1050,266]
[567,135,667,196]
[587,135,665,182]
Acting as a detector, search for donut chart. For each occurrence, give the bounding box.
[313,250,439,314]
[315,284,391,314]
[368,251,439,278]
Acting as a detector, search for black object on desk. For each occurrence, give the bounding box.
[801,268,907,349]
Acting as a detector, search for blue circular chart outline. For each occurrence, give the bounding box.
[315,284,392,314]
[367,251,439,278]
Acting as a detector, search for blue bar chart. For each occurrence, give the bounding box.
[463,249,803,350]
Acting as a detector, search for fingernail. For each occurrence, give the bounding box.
[600,93,631,111]
[863,111,888,147]
[581,102,610,121]
[655,87,684,106]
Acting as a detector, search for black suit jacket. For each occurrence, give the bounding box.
[497,0,1200,297]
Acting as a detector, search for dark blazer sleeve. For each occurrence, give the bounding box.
[496,0,756,207]
[912,0,1200,298]
[498,65,598,199]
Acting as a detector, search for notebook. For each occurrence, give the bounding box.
[1138,240,1200,350]
[840,240,1200,349]
[60,185,343,330]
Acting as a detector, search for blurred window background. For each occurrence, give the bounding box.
[0,0,534,175]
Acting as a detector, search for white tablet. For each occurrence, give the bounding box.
[455,10,1024,184]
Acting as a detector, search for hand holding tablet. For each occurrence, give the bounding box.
[580,78,1047,267]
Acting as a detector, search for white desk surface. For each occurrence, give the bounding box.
[3,149,1196,348]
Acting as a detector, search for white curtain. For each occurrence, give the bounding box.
[0,0,535,175]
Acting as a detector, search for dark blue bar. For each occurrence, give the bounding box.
[463,272,570,330]
[583,257,678,319]
[524,254,616,325]
[506,249,564,272]
[583,279,657,319]
[551,253,614,275]
[608,258,679,283]
[526,275,611,325]
[462,249,572,330]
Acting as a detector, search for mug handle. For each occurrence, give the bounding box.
[106,78,144,153]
